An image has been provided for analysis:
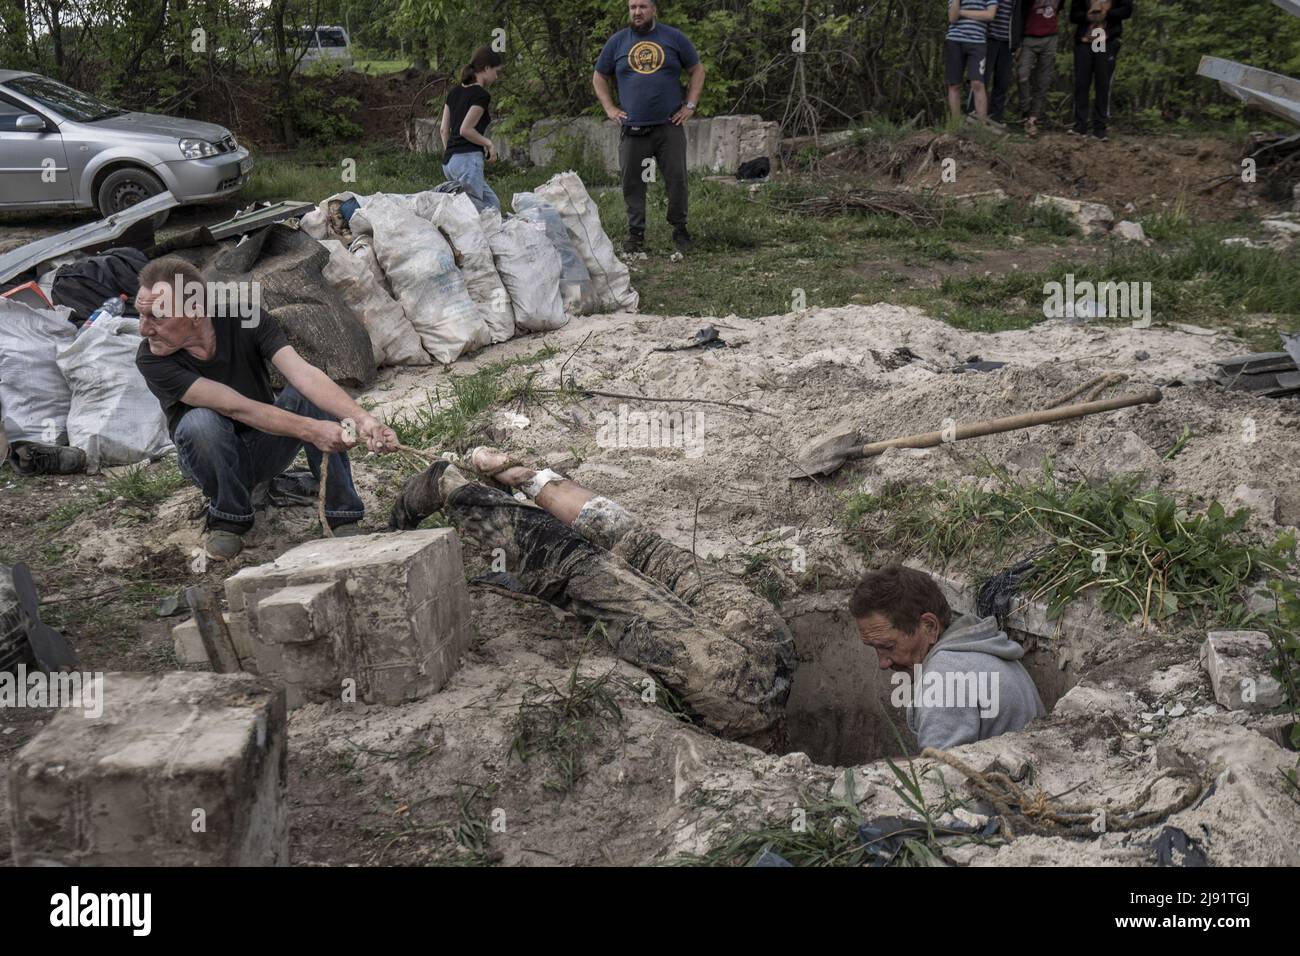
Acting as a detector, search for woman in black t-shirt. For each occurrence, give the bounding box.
[440,46,505,211]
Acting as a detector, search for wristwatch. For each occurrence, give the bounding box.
[684,101,697,111]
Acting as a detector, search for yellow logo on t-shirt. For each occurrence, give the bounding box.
[628,41,665,74]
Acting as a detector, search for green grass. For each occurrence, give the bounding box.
[387,346,558,452]
[42,460,188,533]
[841,465,1297,628]
[508,626,625,794]
[930,228,1300,343]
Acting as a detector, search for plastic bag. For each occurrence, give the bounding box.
[480,209,568,333]
[381,190,516,344]
[512,192,590,284]
[350,196,490,364]
[318,239,429,367]
[534,171,639,314]
[0,299,75,445]
[55,316,173,471]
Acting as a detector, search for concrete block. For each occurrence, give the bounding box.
[225,530,470,706]
[1201,630,1284,712]
[172,615,255,669]
[257,580,355,708]
[8,672,287,866]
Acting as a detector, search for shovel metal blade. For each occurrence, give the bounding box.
[11,563,80,672]
[788,427,863,479]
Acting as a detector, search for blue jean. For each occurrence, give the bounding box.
[173,385,364,534]
[442,150,501,212]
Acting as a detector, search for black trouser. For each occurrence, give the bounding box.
[618,122,688,236]
[1073,37,1121,136]
[985,37,1014,122]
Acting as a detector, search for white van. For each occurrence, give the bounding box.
[297,26,353,71]
[254,26,353,72]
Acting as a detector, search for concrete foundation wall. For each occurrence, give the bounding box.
[411,114,781,177]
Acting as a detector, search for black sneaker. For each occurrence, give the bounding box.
[622,232,645,255]
[672,227,692,254]
[8,442,86,476]
[1093,132,1109,142]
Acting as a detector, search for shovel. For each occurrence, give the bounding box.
[10,562,80,672]
[789,388,1163,479]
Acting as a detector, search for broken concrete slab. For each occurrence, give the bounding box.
[1200,630,1285,712]
[224,530,471,706]
[1093,430,1165,479]
[8,671,287,866]
[1031,194,1114,236]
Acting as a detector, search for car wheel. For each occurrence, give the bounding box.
[95,167,169,227]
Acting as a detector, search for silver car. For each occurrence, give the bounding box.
[0,70,252,217]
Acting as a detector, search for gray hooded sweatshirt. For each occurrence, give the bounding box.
[902,612,1046,750]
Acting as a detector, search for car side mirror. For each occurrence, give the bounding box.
[15,114,47,132]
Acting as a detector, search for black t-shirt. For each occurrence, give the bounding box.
[444,83,491,158]
[135,313,291,437]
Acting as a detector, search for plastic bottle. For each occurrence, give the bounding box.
[81,293,129,333]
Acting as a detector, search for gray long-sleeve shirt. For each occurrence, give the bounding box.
[902,613,1046,749]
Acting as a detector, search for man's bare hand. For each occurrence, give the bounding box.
[306,420,357,453]
[485,140,498,162]
[670,105,695,126]
[604,104,628,122]
[357,415,399,453]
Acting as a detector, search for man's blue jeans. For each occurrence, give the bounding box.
[173,385,364,534]
[442,150,501,212]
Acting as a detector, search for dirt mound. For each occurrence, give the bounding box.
[829,130,1252,218]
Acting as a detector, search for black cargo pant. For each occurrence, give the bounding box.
[1073,37,1121,136]
[618,121,688,236]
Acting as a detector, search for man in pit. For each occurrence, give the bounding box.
[390,449,794,748]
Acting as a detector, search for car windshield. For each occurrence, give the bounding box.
[318,29,347,48]
[6,74,125,122]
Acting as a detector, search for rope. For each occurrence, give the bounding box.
[317,442,445,538]
[920,747,1203,840]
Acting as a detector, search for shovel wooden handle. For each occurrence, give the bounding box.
[853,388,1163,460]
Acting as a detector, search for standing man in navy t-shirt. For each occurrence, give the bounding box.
[593,0,705,256]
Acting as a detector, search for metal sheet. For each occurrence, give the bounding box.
[0,191,179,285]
[1274,0,1300,20]
[1198,56,1300,126]
[207,201,316,242]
